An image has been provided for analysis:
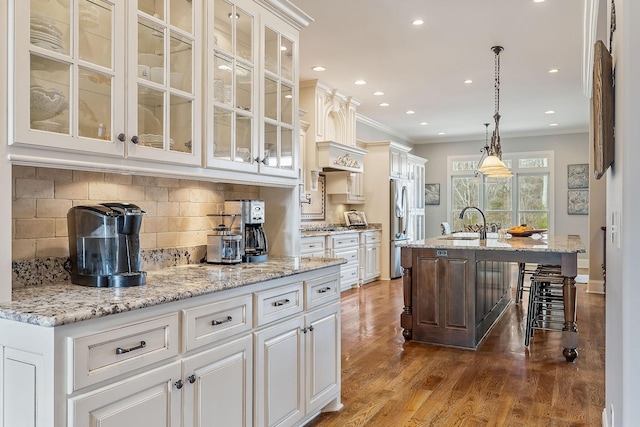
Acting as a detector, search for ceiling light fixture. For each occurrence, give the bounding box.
[545,110,556,114]
[412,19,424,26]
[406,110,415,115]
[549,123,559,127]
[311,66,326,72]
[477,45,513,178]
[420,122,428,126]
[548,68,559,73]
[354,80,366,85]
[379,102,389,107]
[438,132,446,135]
[464,79,473,84]
[373,91,384,96]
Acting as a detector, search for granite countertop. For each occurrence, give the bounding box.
[0,257,345,328]
[399,233,586,254]
[301,224,382,237]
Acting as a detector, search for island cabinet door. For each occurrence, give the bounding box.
[412,249,475,348]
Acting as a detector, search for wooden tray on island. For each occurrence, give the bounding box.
[508,229,547,237]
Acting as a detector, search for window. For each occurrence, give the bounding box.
[448,151,554,233]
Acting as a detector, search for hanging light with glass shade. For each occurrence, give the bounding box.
[477,45,513,177]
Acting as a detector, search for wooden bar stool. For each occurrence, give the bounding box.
[524,265,567,346]
[515,263,538,303]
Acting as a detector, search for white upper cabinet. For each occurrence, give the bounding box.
[12,0,202,166]
[206,0,302,179]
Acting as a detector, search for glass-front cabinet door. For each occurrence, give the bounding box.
[127,0,201,165]
[206,0,259,174]
[12,0,200,166]
[13,0,125,156]
[260,15,297,178]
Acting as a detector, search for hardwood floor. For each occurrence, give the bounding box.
[306,273,605,427]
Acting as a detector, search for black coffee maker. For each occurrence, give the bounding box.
[66,203,146,287]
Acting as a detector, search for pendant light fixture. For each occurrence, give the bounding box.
[477,46,513,177]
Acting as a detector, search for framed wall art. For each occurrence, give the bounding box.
[568,189,589,215]
[425,183,440,205]
[568,164,589,189]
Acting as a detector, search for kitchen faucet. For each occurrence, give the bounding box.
[459,206,487,240]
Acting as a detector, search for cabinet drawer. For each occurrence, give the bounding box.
[305,272,340,310]
[334,248,358,267]
[182,294,253,352]
[70,313,179,391]
[329,233,359,249]
[255,282,304,326]
[363,231,381,245]
[340,266,360,287]
[301,236,326,255]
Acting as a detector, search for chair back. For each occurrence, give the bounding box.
[440,222,452,235]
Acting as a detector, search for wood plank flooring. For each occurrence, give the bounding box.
[306,273,605,427]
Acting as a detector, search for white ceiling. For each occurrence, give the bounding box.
[289,0,590,144]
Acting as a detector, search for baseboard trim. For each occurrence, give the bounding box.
[587,279,605,294]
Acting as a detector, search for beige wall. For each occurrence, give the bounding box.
[11,165,260,260]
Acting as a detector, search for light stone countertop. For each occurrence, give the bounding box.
[0,257,345,328]
[301,224,382,237]
[399,233,586,254]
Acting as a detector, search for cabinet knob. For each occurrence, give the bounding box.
[174,379,184,389]
[131,135,139,145]
[117,133,126,142]
[254,156,268,165]
[187,374,196,384]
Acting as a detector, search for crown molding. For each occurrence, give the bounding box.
[355,113,414,144]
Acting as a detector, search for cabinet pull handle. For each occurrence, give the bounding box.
[175,379,184,389]
[117,133,126,142]
[272,298,290,307]
[302,325,315,334]
[212,315,233,326]
[254,156,269,165]
[309,244,316,248]
[187,374,196,384]
[115,340,146,355]
[317,287,331,294]
[130,135,139,144]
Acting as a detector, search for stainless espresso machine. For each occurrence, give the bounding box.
[66,203,147,287]
[224,200,268,262]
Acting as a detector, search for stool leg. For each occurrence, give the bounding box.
[525,279,537,346]
[516,263,525,302]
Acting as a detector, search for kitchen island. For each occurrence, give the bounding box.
[0,257,345,427]
[399,234,586,361]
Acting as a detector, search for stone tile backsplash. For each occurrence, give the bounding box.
[11,165,260,279]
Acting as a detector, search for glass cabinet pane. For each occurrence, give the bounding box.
[214,53,233,105]
[138,18,165,79]
[264,27,277,74]
[236,116,252,163]
[170,0,193,33]
[281,83,292,125]
[213,0,233,53]
[281,128,293,170]
[138,0,164,20]
[264,77,277,121]
[30,55,70,134]
[264,123,276,166]
[236,8,252,62]
[138,88,164,145]
[79,0,113,69]
[30,0,70,56]
[281,36,293,81]
[170,32,192,93]
[79,67,111,140]
[170,95,192,153]
[214,108,232,159]
[236,64,252,112]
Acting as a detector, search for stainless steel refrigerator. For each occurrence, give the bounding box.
[390,178,409,278]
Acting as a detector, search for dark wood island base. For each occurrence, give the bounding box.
[399,234,585,361]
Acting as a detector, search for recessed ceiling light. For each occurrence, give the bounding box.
[533,0,546,3]
[420,122,428,126]
[412,19,424,26]
[438,132,446,135]
[354,80,367,85]
[311,66,326,72]
[545,110,556,114]
[548,68,559,73]
[549,123,559,127]
[373,91,384,96]
[464,79,473,84]
[379,102,389,107]
[406,110,415,115]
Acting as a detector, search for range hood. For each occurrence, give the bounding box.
[316,141,367,173]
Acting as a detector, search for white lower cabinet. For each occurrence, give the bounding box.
[361,230,381,284]
[68,362,182,427]
[0,266,341,427]
[182,335,253,427]
[328,233,360,291]
[255,302,340,427]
